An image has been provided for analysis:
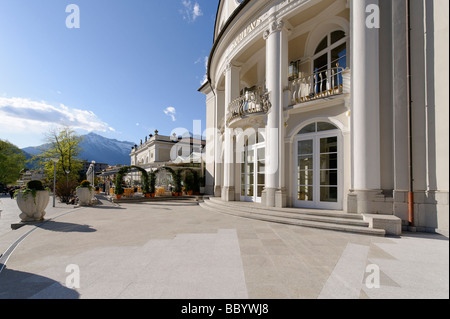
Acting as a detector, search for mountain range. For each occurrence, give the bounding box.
[22,133,135,166]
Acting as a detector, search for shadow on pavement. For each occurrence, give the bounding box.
[0,265,80,299]
[38,220,96,233]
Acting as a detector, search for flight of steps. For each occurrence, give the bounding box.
[199,197,386,237]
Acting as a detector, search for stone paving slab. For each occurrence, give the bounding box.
[0,199,448,299]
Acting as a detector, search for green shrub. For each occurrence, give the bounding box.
[26,180,45,191]
[80,180,91,188]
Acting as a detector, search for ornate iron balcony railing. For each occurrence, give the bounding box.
[227,88,271,126]
[289,66,346,105]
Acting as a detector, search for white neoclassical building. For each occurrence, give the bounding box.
[199,0,449,235]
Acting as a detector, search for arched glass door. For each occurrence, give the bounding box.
[293,122,342,210]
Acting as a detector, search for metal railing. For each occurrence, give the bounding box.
[289,66,345,105]
[227,88,271,125]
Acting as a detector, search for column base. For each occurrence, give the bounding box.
[214,185,222,198]
[275,188,287,208]
[347,189,393,215]
[262,188,286,208]
[221,186,235,202]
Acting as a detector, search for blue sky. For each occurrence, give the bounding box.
[0,0,218,148]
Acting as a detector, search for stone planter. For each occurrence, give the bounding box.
[17,190,50,222]
[76,187,94,206]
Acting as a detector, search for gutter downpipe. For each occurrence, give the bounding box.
[406,0,414,226]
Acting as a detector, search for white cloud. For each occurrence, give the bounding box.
[180,1,203,22]
[164,106,177,122]
[200,56,208,85]
[0,96,115,134]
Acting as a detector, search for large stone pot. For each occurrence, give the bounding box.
[76,187,95,206]
[17,190,50,222]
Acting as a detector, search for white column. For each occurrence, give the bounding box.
[222,63,240,201]
[350,0,382,213]
[214,89,224,197]
[263,19,287,207]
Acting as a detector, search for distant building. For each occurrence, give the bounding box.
[17,169,45,186]
[130,130,205,168]
[80,161,109,177]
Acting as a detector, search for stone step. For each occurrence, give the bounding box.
[208,197,363,220]
[200,200,386,237]
[204,198,369,227]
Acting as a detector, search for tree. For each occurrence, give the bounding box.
[33,127,84,184]
[0,140,26,185]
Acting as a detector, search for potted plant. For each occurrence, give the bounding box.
[184,171,194,196]
[148,171,156,198]
[76,180,94,206]
[192,170,201,195]
[16,180,50,222]
[114,169,126,199]
[172,170,183,196]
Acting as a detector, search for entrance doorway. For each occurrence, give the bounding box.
[240,140,265,203]
[293,122,342,210]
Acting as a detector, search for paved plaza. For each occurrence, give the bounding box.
[0,194,448,299]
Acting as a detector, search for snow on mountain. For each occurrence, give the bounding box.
[80,133,134,165]
[22,133,134,166]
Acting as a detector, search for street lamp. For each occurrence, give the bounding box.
[51,158,59,207]
[65,170,70,187]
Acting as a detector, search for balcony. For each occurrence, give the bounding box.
[288,66,348,106]
[227,87,271,126]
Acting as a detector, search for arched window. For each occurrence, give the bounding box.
[312,30,347,93]
[297,122,339,135]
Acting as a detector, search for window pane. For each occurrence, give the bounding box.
[314,53,328,73]
[320,187,338,202]
[320,153,338,169]
[315,36,328,54]
[258,162,265,174]
[317,122,338,132]
[298,156,313,170]
[241,186,246,196]
[314,54,328,93]
[320,170,338,186]
[331,42,347,68]
[247,174,254,186]
[257,173,265,185]
[298,140,313,155]
[257,185,264,197]
[299,170,313,186]
[298,186,313,201]
[320,137,338,153]
[331,30,346,44]
[298,124,316,135]
[248,185,254,197]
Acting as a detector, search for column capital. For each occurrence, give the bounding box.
[263,20,285,40]
[223,62,241,77]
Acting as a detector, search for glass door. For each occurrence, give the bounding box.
[294,130,341,210]
[241,145,265,203]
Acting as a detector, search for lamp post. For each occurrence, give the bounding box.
[65,170,70,186]
[51,158,59,207]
